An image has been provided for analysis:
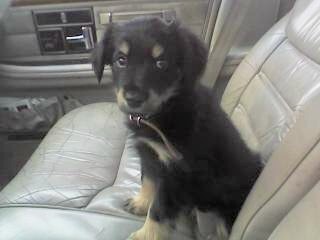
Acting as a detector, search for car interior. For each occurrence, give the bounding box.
[1,0,320,239]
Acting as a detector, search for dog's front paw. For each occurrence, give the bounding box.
[127,231,140,240]
[127,216,170,240]
[124,197,149,216]
[127,229,164,240]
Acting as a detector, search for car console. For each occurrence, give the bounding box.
[33,9,95,55]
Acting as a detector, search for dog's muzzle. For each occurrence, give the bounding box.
[124,89,148,108]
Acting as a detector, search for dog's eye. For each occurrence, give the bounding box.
[116,56,128,68]
[156,60,168,70]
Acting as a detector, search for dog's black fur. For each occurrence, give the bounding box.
[92,17,262,233]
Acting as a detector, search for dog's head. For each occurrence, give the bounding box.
[92,17,208,116]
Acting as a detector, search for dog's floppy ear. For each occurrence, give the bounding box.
[91,24,115,83]
[177,25,208,87]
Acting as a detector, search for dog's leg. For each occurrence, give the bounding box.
[125,177,155,216]
[196,210,229,240]
[128,180,180,240]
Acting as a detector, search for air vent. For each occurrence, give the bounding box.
[36,12,62,25]
[34,9,92,26]
[66,10,92,23]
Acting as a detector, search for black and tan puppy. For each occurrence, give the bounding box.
[92,17,261,240]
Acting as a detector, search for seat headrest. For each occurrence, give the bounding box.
[287,0,320,64]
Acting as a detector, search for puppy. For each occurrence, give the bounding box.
[92,17,261,240]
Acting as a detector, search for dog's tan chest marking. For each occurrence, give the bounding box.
[138,137,171,164]
[151,44,164,58]
[116,88,126,106]
[119,41,130,55]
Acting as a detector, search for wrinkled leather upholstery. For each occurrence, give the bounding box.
[0,103,194,239]
[0,207,143,240]
[1,0,320,239]
[222,0,320,239]
[222,16,290,162]
[0,103,129,208]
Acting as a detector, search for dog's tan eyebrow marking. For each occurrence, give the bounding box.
[151,44,164,58]
[118,41,130,55]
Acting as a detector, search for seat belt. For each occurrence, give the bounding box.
[201,0,254,89]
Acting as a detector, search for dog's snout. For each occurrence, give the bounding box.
[123,88,148,108]
[124,90,142,101]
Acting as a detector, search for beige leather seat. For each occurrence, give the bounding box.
[1,0,320,239]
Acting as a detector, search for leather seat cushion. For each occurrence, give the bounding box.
[0,207,143,240]
[0,103,139,214]
[0,102,195,239]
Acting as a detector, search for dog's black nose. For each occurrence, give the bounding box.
[124,89,147,108]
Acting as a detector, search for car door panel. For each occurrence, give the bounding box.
[0,0,295,104]
[0,0,210,104]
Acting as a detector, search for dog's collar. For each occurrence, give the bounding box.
[129,114,183,161]
[129,114,144,127]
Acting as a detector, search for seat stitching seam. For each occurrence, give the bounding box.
[0,204,144,222]
[287,32,320,66]
[240,136,320,240]
[230,37,288,116]
[110,130,128,187]
[83,130,128,208]
[259,69,294,113]
[233,102,260,148]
